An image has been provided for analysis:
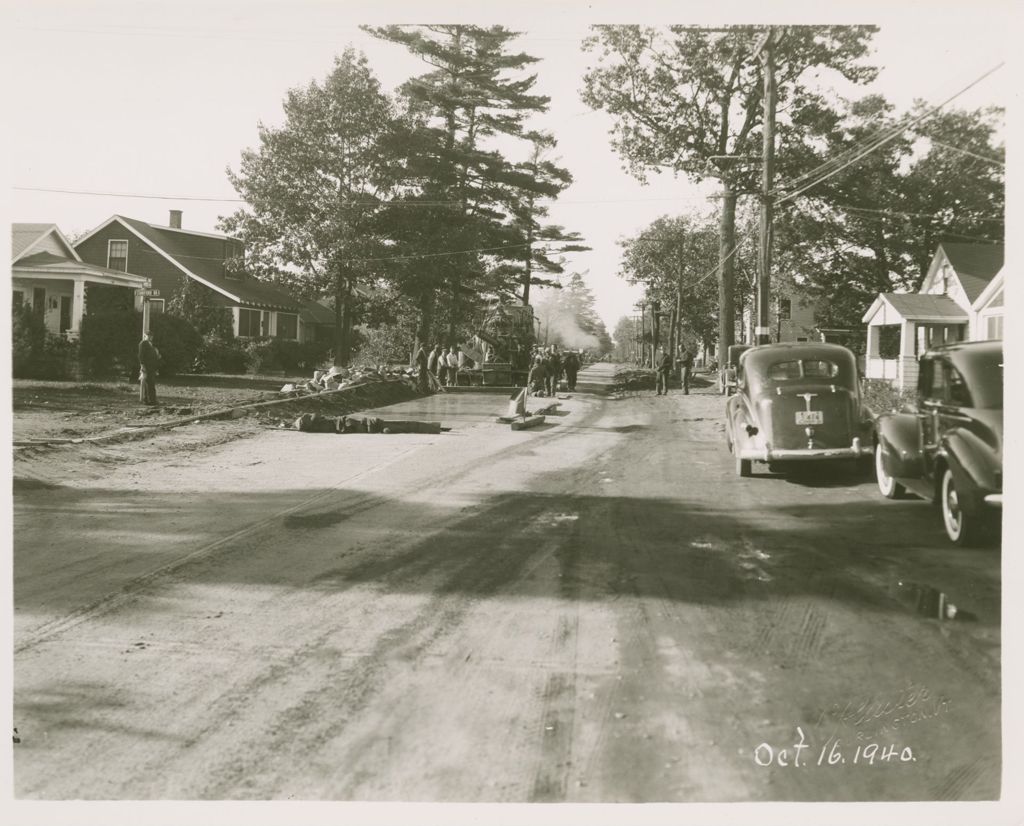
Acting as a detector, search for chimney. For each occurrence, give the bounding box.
[169,210,182,229]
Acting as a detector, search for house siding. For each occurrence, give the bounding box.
[24,232,73,260]
[76,222,234,308]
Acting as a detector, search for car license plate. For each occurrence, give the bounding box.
[795,411,823,425]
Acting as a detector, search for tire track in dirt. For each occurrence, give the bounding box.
[187,498,580,799]
[15,396,611,655]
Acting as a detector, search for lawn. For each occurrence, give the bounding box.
[12,373,306,443]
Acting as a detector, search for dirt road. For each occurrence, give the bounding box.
[12,365,1001,801]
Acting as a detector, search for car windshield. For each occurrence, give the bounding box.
[766,359,839,381]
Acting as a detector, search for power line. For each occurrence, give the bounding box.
[13,184,716,207]
[914,135,1005,168]
[772,62,1004,199]
[774,62,1005,206]
[815,202,1004,224]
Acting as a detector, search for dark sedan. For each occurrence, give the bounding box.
[725,342,874,477]
[874,340,1002,546]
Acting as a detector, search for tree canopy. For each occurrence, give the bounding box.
[220,48,399,365]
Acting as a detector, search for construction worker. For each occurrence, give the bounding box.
[680,347,694,395]
[446,347,459,386]
[528,355,548,396]
[655,346,673,396]
[415,343,429,393]
[563,349,580,391]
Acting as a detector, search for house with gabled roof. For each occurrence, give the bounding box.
[12,223,151,340]
[74,210,335,344]
[862,242,1004,388]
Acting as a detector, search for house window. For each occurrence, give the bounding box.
[877,325,901,359]
[33,287,46,316]
[13,290,24,307]
[223,242,244,280]
[276,313,298,340]
[778,298,791,319]
[149,299,165,315]
[107,239,129,271]
[238,308,269,337]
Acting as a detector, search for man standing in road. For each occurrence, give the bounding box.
[546,346,562,396]
[415,343,429,393]
[563,349,580,392]
[138,330,161,406]
[680,346,694,395]
[446,346,460,386]
[655,346,673,396]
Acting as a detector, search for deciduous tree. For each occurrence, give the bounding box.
[220,48,400,366]
[582,25,878,351]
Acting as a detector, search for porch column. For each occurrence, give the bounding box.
[70,278,87,338]
[899,321,916,389]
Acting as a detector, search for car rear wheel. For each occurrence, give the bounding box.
[875,442,906,499]
[941,468,981,546]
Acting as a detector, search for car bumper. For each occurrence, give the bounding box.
[737,438,872,462]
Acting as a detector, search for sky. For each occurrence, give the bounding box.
[3,0,1016,332]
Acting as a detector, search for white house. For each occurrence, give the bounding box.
[862,242,1004,389]
[12,223,151,340]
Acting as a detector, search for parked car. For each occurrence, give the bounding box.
[874,340,1002,546]
[719,344,751,394]
[725,342,873,477]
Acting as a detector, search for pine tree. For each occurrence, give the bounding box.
[365,25,582,343]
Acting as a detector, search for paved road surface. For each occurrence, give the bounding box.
[13,364,1001,800]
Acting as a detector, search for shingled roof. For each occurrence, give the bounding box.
[879,293,968,320]
[938,242,1004,304]
[108,216,303,311]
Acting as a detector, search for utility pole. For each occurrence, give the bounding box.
[754,26,780,345]
[634,302,643,366]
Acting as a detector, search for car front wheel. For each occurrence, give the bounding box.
[941,468,981,546]
[875,442,906,499]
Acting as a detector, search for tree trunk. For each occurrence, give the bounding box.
[333,269,347,368]
[652,304,660,359]
[417,292,435,353]
[718,183,738,356]
[522,200,535,306]
[341,278,353,366]
[671,247,683,361]
[447,278,459,345]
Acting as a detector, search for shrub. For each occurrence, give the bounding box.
[243,338,282,374]
[351,324,413,368]
[194,332,246,374]
[149,313,202,377]
[79,309,141,379]
[861,378,916,416]
[11,303,47,377]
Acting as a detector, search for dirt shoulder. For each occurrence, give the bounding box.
[12,376,423,488]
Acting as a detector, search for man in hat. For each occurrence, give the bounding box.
[138,331,161,406]
[655,346,673,396]
[415,342,429,393]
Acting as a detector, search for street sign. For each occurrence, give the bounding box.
[143,289,161,298]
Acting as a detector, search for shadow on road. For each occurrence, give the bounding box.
[14,477,1001,627]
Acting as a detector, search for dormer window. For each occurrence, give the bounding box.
[107,240,128,271]
[223,241,244,280]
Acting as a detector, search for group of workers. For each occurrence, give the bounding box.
[655,346,695,395]
[527,345,582,396]
[415,343,475,392]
